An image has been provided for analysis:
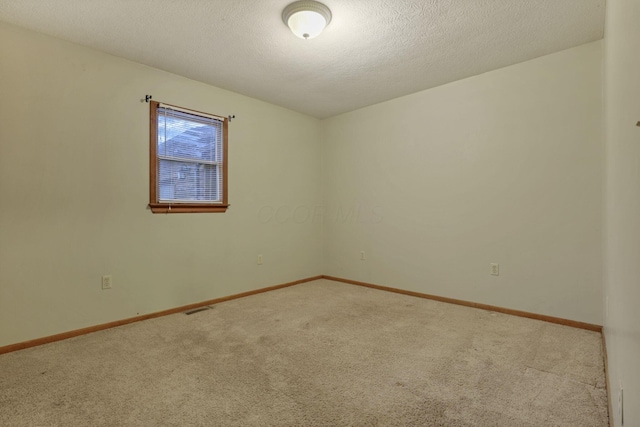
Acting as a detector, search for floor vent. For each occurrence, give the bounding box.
[184,306,212,315]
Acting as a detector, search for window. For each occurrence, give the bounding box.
[149,101,228,213]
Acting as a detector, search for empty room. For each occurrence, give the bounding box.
[0,1,638,426]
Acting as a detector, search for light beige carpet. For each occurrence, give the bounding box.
[0,279,608,426]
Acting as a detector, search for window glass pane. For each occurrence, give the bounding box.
[157,109,221,163]
[158,160,220,203]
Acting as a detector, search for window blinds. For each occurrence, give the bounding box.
[156,105,224,203]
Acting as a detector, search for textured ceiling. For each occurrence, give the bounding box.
[0,0,605,119]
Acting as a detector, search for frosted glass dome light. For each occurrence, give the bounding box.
[282,1,332,40]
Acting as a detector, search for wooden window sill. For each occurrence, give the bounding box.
[148,204,229,214]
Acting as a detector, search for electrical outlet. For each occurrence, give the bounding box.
[257,254,263,265]
[490,263,499,276]
[360,251,366,261]
[102,275,112,290]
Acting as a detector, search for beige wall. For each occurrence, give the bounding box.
[0,23,323,347]
[603,0,640,425]
[322,41,603,325]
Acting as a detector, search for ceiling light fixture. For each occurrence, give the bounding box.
[282,0,332,40]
